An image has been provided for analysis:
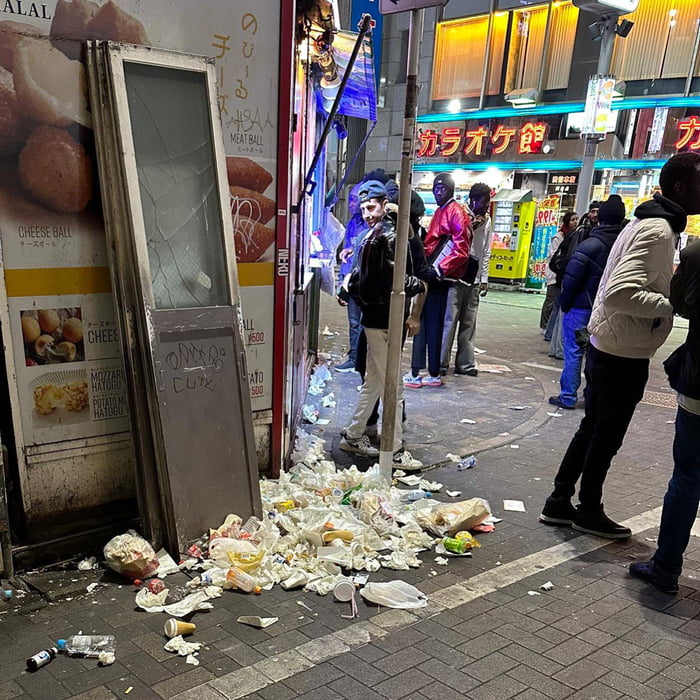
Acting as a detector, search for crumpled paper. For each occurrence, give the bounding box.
[164,635,203,666]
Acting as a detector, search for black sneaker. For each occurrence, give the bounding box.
[629,560,679,594]
[548,396,575,410]
[539,497,577,526]
[572,505,631,539]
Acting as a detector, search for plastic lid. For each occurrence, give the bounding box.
[56,639,66,650]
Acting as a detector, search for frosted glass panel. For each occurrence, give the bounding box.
[124,62,229,309]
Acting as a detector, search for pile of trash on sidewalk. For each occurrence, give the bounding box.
[109,430,493,615]
[25,429,494,673]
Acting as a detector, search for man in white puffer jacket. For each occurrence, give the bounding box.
[540,153,700,539]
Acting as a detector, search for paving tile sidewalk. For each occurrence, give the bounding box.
[1,290,695,699]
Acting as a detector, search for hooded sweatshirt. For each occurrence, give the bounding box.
[588,194,687,359]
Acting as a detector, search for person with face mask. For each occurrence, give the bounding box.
[405,173,472,388]
[440,182,492,377]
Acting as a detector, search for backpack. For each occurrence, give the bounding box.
[549,223,590,283]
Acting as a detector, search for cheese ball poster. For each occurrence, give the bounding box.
[0,0,280,437]
[10,294,129,445]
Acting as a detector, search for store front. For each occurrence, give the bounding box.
[413,95,700,288]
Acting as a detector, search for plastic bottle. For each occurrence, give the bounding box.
[57,635,116,658]
[26,647,57,671]
[400,489,432,503]
[225,566,262,594]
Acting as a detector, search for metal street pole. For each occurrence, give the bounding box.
[379,8,424,481]
[575,14,618,216]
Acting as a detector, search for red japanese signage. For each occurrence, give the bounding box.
[417,122,549,159]
[675,117,700,151]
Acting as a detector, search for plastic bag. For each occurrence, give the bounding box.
[104,530,159,580]
[360,581,428,609]
[209,538,263,573]
[415,498,490,537]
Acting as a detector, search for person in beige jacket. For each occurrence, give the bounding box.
[540,152,700,539]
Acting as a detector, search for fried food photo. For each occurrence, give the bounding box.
[232,217,275,263]
[230,186,276,225]
[19,125,93,213]
[226,156,273,194]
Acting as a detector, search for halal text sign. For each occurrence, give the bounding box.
[379,0,448,15]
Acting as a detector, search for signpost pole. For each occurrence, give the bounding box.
[575,14,617,216]
[378,7,424,481]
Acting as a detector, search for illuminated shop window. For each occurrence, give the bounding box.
[505,2,579,94]
[611,0,700,81]
[432,13,509,100]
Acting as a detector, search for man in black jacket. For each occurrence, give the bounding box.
[549,195,625,410]
[340,181,426,469]
[629,239,700,594]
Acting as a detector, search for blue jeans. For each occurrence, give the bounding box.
[653,406,700,578]
[347,298,362,364]
[558,308,591,407]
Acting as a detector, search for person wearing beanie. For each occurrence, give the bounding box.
[548,194,627,411]
[541,153,700,539]
[405,172,472,388]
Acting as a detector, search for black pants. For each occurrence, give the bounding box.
[411,283,450,377]
[551,344,649,509]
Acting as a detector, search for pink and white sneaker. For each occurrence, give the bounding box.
[403,373,422,389]
[422,375,443,388]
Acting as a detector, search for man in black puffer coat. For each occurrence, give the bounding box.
[549,195,626,410]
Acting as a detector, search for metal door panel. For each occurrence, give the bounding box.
[88,42,260,553]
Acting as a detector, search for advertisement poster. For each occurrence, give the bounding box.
[526,195,561,290]
[0,0,278,436]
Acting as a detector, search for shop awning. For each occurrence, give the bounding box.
[317,30,377,122]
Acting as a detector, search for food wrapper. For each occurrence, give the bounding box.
[415,498,490,537]
[103,530,159,580]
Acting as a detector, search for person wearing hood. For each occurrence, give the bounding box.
[630,236,700,594]
[549,195,626,410]
[405,173,472,388]
[540,153,700,540]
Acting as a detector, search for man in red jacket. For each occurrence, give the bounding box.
[405,173,472,388]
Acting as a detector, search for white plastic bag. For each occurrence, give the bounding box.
[103,530,159,580]
[360,581,428,609]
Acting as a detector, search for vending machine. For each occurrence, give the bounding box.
[488,189,536,285]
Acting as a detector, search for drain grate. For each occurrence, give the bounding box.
[640,391,677,409]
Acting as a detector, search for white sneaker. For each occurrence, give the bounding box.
[392,449,422,471]
[340,434,379,457]
[403,373,422,389]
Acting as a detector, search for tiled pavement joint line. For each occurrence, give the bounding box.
[173,506,663,700]
[422,358,561,469]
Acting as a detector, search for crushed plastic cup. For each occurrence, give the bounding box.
[164,619,196,638]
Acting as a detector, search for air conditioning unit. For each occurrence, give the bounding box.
[572,0,639,13]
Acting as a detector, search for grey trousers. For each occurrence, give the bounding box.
[440,283,480,373]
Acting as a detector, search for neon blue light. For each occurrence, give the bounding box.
[417,94,700,125]
[413,159,665,172]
